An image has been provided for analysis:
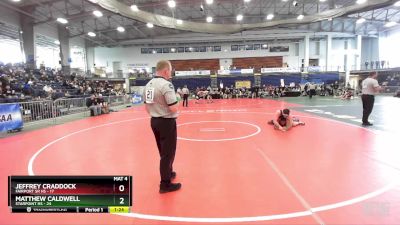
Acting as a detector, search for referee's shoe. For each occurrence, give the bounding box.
[160,182,181,193]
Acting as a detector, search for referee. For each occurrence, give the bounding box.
[144,60,181,193]
[361,71,381,126]
[182,85,189,107]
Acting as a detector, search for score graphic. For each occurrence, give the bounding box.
[8,176,132,213]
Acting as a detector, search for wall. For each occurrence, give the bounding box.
[93,42,294,69]
[171,59,219,71]
[379,29,400,67]
[232,56,282,70]
[0,8,22,64]
[91,37,360,77]
[0,10,88,69]
[93,41,304,75]
[219,58,232,70]
[361,37,379,67]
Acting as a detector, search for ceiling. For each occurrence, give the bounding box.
[2,0,400,47]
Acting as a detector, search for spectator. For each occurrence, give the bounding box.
[43,84,53,94]
[308,83,316,99]
[86,94,102,116]
[98,94,109,114]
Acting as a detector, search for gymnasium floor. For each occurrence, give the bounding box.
[1,96,400,225]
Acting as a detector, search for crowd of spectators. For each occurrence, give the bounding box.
[177,82,344,100]
[0,63,125,103]
[128,69,153,78]
[380,74,400,87]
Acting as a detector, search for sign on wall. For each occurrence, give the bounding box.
[175,70,211,76]
[235,80,251,89]
[261,67,300,73]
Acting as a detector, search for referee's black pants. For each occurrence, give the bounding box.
[362,94,375,123]
[151,117,177,183]
[183,94,189,107]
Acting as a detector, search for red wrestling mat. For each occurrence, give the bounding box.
[1,99,399,225]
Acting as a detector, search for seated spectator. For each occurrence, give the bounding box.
[86,95,102,116]
[43,84,53,94]
[98,94,109,114]
[0,86,4,98]
[394,89,400,98]
[5,85,14,97]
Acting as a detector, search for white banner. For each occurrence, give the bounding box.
[127,63,149,67]
[217,70,231,75]
[241,69,254,74]
[175,70,211,76]
[307,66,321,72]
[217,69,254,75]
[261,67,300,73]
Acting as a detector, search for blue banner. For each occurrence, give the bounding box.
[0,104,23,132]
[132,94,143,104]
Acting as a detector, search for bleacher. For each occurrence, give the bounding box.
[1,65,125,103]
[133,71,340,90]
[217,75,255,87]
[260,74,302,86]
[172,76,211,90]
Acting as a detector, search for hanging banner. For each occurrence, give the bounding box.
[0,104,23,132]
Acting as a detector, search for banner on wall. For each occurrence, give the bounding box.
[0,104,23,132]
[230,69,242,75]
[218,69,254,75]
[235,80,251,89]
[241,69,254,74]
[127,63,149,67]
[261,67,300,73]
[217,70,231,75]
[307,66,321,72]
[175,70,211,76]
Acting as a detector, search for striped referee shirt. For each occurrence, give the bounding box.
[144,76,178,118]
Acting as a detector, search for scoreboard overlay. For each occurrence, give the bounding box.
[8,176,132,213]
